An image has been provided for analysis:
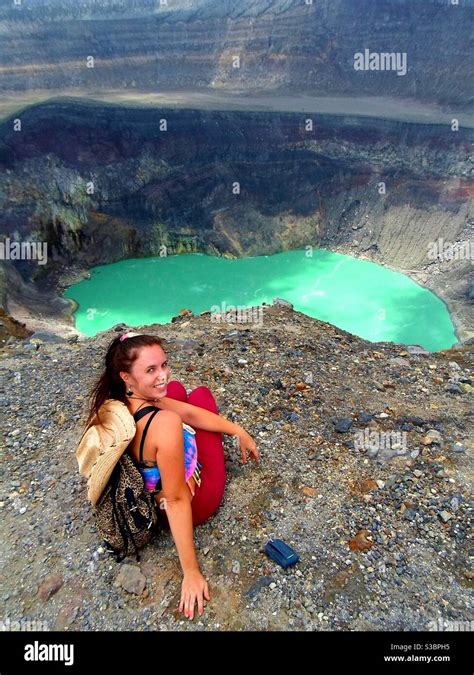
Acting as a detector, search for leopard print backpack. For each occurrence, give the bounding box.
[94,453,159,562]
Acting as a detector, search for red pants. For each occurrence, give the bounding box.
[156,380,227,527]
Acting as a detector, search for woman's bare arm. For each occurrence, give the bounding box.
[158,396,241,435]
[153,409,211,618]
[154,409,200,574]
[157,396,259,465]
[157,396,200,427]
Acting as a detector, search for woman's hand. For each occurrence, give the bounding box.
[235,428,260,465]
[179,569,210,620]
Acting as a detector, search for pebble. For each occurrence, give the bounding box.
[37,574,64,601]
[334,418,353,433]
[450,497,460,511]
[438,511,453,523]
[114,565,147,596]
[445,384,462,395]
[422,430,443,445]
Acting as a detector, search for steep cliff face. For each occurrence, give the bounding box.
[0,100,472,340]
[1,0,473,108]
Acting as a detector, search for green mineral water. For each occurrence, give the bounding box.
[63,249,458,351]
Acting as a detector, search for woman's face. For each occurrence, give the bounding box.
[121,345,170,399]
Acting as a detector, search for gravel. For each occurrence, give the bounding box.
[0,303,472,631]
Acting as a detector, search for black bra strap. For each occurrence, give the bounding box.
[134,405,159,423]
[138,408,160,464]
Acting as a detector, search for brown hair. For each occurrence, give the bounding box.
[82,333,166,435]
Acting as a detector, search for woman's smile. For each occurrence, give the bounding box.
[153,382,167,392]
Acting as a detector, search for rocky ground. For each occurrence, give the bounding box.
[0,302,472,631]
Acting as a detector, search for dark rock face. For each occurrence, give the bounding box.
[1,100,472,339]
[1,102,471,264]
[1,0,472,107]
[0,260,72,321]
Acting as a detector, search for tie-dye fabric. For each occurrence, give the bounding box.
[137,423,202,492]
[140,465,161,492]
[183,423,198,482]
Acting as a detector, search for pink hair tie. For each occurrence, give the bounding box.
[119,332,142,342]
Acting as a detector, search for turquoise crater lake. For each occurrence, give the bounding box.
[64,249,458,351]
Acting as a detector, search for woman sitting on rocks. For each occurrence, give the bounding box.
[84,332,259,620]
